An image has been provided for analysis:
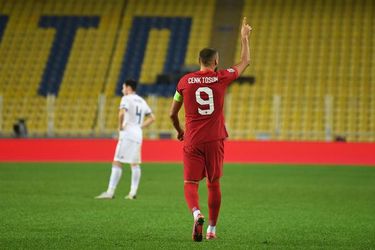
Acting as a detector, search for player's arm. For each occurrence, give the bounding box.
[141,113,155,129]
[118,108,125,131]
[233,17,252,76]
[169,92,184,141]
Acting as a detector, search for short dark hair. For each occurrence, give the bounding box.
[124,79,137,91]
[199,48,218,66]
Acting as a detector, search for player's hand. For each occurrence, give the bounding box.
[177,130,184,141]
[241,17,252,38]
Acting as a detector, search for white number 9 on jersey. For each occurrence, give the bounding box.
[195,87,214,115]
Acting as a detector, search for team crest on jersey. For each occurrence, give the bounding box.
[227,68,235,73]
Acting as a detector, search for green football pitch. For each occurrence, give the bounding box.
[0,163,374,249]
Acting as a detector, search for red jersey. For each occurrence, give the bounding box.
[176,68,238,145]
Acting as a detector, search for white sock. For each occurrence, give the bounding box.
[193,209,201,221]
[107,165,122,195]
[207,225,216,234]
[129,165,141,196]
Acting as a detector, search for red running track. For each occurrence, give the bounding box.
[0,139,374,166]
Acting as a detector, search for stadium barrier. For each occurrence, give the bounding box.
[0,139,374,166]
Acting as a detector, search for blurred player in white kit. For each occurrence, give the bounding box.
[96,79,155,200]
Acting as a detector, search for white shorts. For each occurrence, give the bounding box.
[113,136,142,164]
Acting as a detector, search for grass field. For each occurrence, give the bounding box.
[0,163,374,249]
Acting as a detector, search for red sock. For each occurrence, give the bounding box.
[184,182,200,212]
[207,180,221,226]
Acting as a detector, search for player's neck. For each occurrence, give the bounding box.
[200,66,215,72]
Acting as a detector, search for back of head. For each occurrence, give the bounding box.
[125,79,137,91]
[199,48,218,67]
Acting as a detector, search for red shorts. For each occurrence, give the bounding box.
[183,139,224,182]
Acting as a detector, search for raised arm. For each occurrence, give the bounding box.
[233,17,252,76]
[169,99,184,141]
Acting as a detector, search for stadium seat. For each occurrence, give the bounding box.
[0,0,373,141]
[229,0,374,141]
[0,0,123,137]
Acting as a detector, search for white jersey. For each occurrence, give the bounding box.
[119,94,152,143]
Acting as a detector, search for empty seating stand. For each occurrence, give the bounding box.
[0,0,373,141]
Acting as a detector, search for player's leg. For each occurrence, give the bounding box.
[204,139,224,239]
[124,140,142,199]
[184,180,200,214]
[206,178,221,239]
[95,161,123,199]
[107,161,123,195]
[125,163,141,199]
[183,144,205,241]
[185,180,205,242]
[95,135,126,199]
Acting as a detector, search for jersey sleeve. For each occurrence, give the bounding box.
[219,67,239,86]
[174,78,184,102]
[177,77,186,95]
[119,96,129,110]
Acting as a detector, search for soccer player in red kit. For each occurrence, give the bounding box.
[170,17,252,241]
